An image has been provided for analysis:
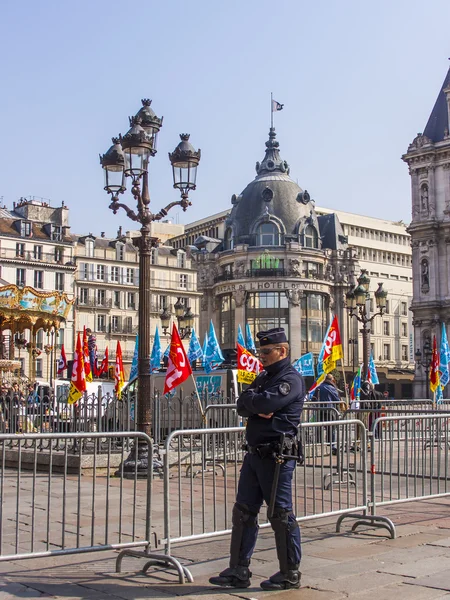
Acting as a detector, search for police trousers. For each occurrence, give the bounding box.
[234,452,301,566]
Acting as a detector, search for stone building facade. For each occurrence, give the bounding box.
[403,66,450,398]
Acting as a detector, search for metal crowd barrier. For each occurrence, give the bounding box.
[0,430,191,583]
[162,420,370,557]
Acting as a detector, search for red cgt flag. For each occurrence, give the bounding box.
[57,344,67,376]
[430,335,440,393]
[236,343,262,385]
[164,323,192,394]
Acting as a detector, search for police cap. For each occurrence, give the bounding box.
[256,327,288,347]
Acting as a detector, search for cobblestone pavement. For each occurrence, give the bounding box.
[1,498,450,599]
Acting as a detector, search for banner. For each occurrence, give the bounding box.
[114,341,125,399]
[292,352,314,377]
[321,315,343,373]
[57,344,67,376]
[68,333,86,405]
[430,335,440,394]
[237,343,262,384]
[164,323,192,394]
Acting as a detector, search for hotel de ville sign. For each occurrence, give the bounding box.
[216,280,327,294]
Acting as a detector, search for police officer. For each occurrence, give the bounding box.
[209,327,305,591]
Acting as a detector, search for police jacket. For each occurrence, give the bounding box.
[312,381,340,408]
[237,357,305,446]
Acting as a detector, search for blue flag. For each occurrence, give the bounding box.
[436,383,444,404]
[292,352,315,377]
[246,323,257,355]
[204,320,224,374]
[129,334,138,383]
[187,327,203,363]
[368,352,379,385]
[163,343,170,359]
[440,323,450,388]
[237,324,246,348]
[150,327,162,373]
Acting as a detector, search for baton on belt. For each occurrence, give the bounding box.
[267,433,286,519]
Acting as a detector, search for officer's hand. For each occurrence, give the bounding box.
[258,412,273,419]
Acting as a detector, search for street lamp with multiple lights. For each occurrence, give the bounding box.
[345,270,388,382]
[160,300,195,339]
[100,99,200,472]
[415,340,433,399]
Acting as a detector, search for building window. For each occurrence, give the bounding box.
[159,295,167,310]
[252,252,281,271]
[304,225,319,249]
[97,314,106,332]
[34,270,43,289]
[20,221,31,237]
[86,239,94,257]
[114,290,121,308]
[177,251,186,268]
[54,247,63,263]
[55,272,64,291]
[16,268,26,287]
[224,228,234,250]
[35,358,43,378]
[179,274,188,289]
[124,317,133,333]
[126,268,135,284]
[219,294,236,346]
[401,302,407,316]
[116,243,124,261]
[36,329,44,349]
[302,261,321,279]
[401,322,408,337]
[401,345,408,361]
[384,299,389,314]
[33,245,42,260]
[97,265,105,280]
[51,225,62,241]
[16,243,25,258]
[300,293,328,353]
[111,315,120,332]
[246,291,290,343]
[256,222,280,246]
[127,292,136,309]
[151,249,158,265]
[79,288,88,305]
[383,344,391,360]
[383,321,390,336]
[111,266,119,282]
[96,289,106,306]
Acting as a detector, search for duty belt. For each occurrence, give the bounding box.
[242,437,298,459]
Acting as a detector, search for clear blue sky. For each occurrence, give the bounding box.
[1,0,449,236]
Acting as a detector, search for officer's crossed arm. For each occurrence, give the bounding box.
[237,376,302,416]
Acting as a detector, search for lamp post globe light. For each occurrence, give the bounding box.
[345,270,388,382]
[160,298,194,339]
[100,99,201,472]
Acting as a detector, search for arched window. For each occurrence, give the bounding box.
[224,227,233,250]
[304,225,318,248]
[256,222,280,246]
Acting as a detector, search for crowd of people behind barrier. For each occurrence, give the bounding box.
[0,380,45,433]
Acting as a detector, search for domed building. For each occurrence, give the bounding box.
[191,128,359,362]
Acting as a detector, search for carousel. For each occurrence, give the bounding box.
[0,284,74,383]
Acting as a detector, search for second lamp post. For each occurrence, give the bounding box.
[345,270,388,382]
[100,99,200,472]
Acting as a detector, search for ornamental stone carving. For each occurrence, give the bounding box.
[285,288,303,306]
[233,289,247,307]
[289,258,301,276]
[235,260,246,277]
[200,296,208,311]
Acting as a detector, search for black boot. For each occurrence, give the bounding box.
[209,565,252,588]
[260,569,301,591]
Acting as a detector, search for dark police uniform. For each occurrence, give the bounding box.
[210,328,305,591]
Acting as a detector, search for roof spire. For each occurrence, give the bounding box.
[255,128,290,177]
[422,64,450,143]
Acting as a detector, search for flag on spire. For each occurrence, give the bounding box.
[57,344,67,377]
[367,352,379,385]
[187,327,203,363]
[68,333,86,405]
[114,341,125,399]
[164,323,192,394]
[150,327,162,373]
[272,99,284,112]
[82,326,93,382]
[237,324,246,348]
[430,335,440,394]
[246,323,257,355]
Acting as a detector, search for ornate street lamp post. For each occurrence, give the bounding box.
[415,340,432,399]
[160,299,194,339]
[345,270,388,381]
[100,100,200,472]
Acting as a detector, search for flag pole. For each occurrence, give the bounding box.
[190,373,206,423]
[270,92,273,129]
[339,360,349,408]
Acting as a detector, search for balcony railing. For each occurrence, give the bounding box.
[107,324,138,335]
[77,298,113,308]
[0,248,72,266]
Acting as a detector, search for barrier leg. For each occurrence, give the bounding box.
[115,548,193,584]
[336,513,396,539]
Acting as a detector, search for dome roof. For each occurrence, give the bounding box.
[227,128,317,244]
